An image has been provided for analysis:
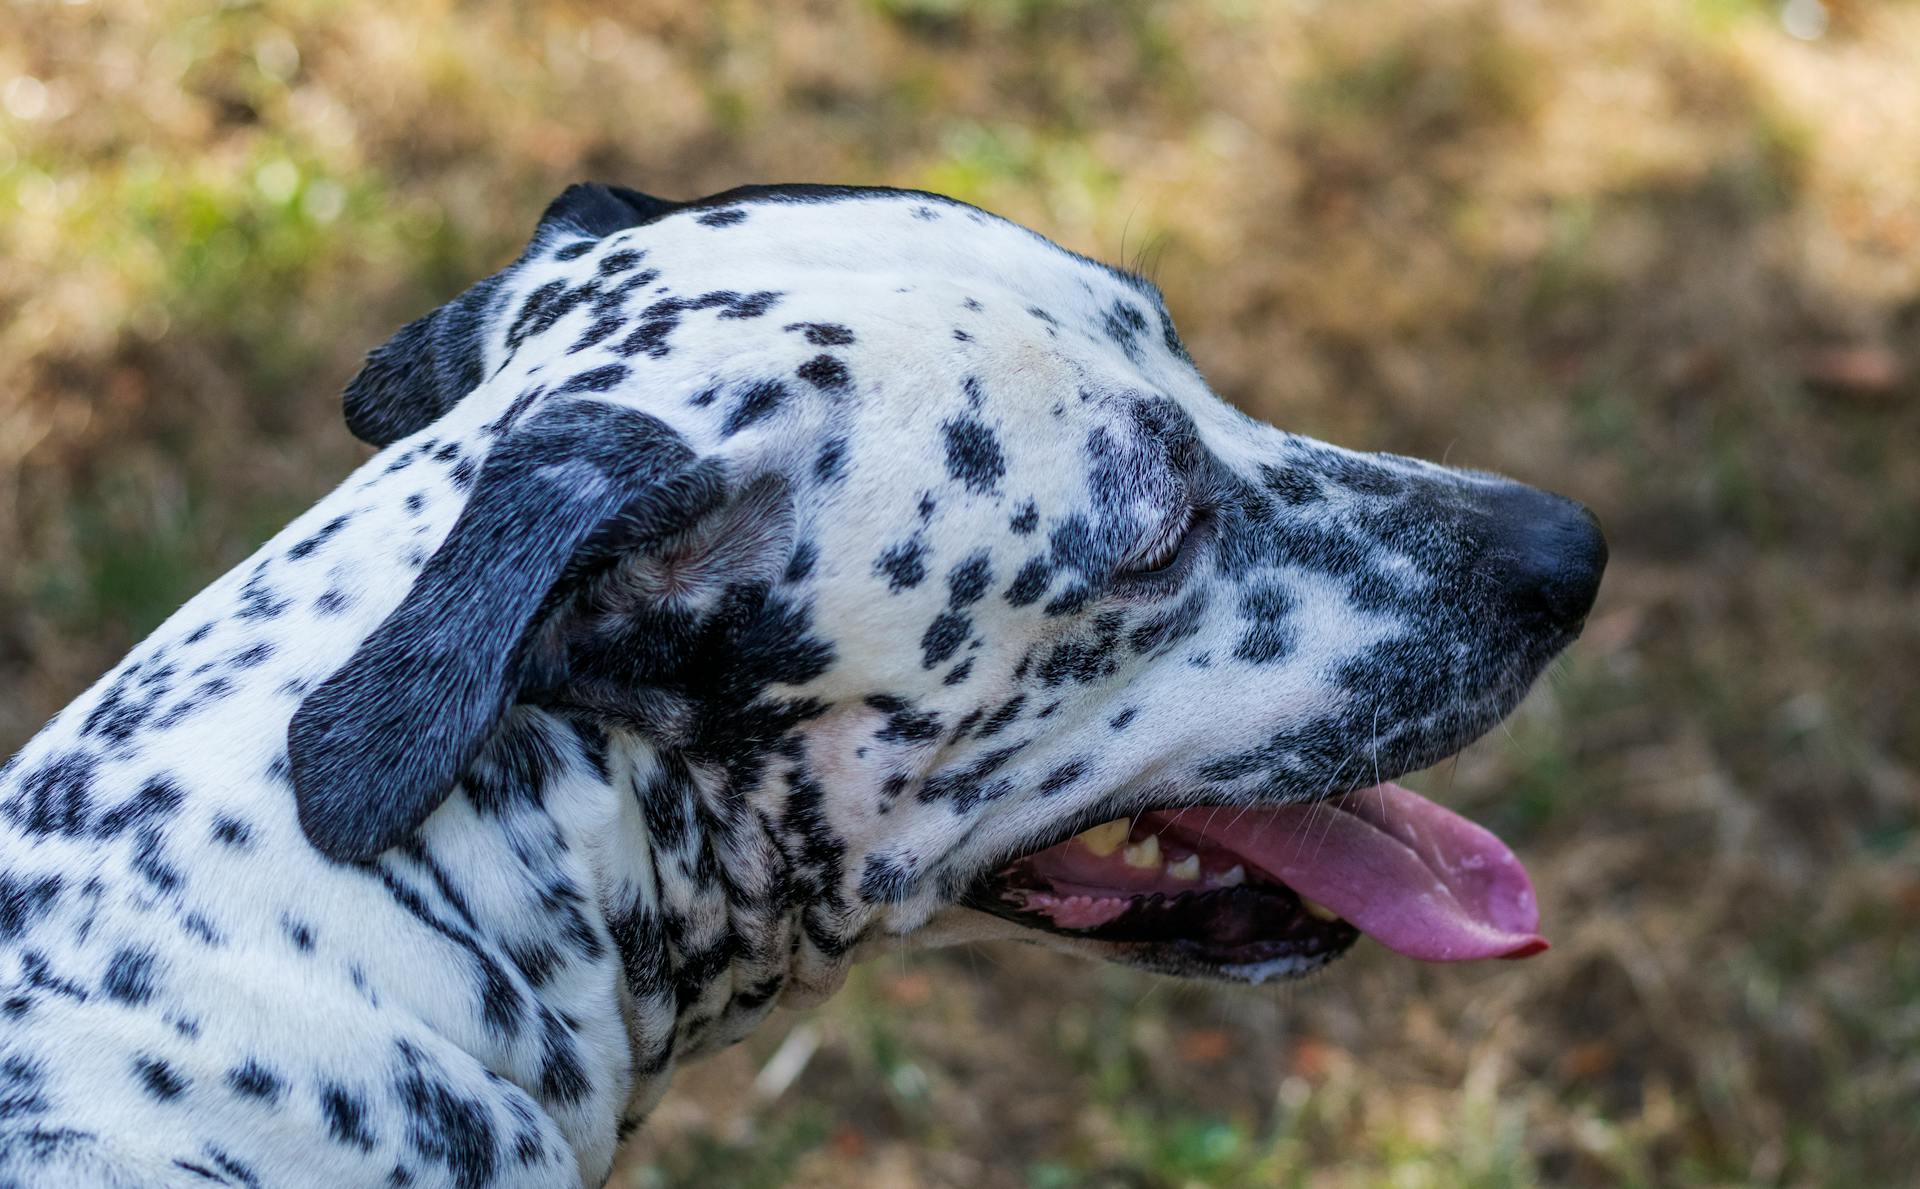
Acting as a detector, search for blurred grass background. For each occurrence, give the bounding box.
[3,0,1917,1184]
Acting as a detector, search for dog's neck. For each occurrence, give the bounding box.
[0,449,861,1178]
[408,705,858,1125]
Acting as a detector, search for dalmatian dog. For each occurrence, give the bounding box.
[0,183,1605,1187]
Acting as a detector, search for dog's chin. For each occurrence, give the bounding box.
[892,902,1357,985]
[981,894,1361,985]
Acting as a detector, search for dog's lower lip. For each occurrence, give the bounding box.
[973,780,1547,969]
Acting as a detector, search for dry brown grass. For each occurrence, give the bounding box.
[4,1,1917,1184]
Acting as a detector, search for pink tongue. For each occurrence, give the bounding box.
[1162,783,1546,961]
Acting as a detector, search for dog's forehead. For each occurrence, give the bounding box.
[484,188,1220,488]
[633,191,1157,310]
[505,190,1178,397]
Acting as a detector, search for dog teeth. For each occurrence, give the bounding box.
[1166,854,1200,881]
[1214,864,1245,887]
[1074,819,1129,857]
[1301,897,1340,922]
[1121,835,1161,869]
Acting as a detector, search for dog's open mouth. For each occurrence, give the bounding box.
[968,782,1545,978]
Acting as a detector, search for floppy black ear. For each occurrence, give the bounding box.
[342,182,680,447]
[288,397,724,862]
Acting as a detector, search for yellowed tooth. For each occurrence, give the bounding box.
[1122,834,1162,869]
[1215,865,1245,887]
[1075,819,1129,857]
[1166,854,1200,881]
[1301,898,1340,922]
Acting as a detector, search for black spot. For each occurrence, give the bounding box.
[553,363,629,395]
[875,539,927,592]
[94,776,184,839]
[178,1148,261,1188]
[570,314,626,353]
[552,241,594,261]
[507,941,561,988]
[784,540,818,583]
[796,354,850,390]
[82,672,160,742]
[783,321,855,346]
[867,695,942,745]
[281,915,315,952]
[210,816,252,848]
[136,1056,187,1101]
[721,379,789,437]
[102,947,159,1005]
[0,872,61,942]
[1130,589,1210,655]
[321,1082,378,1150]
[1043,584,1092,617]
[484,386,548,435]
[1004,557,1053,607]
[1009,500,1039,534]
[392,1045,498,1189]
[131,826,183,893]
[814,437,849,483]
[697,207,747,227]
[538,1011,590,1105]
[1159,309,1191,361]
[920,611,970,669]
[978,695,1026,738]
[943,657,975,686]
[858,855,916,903]
[735,974,785,1010]
[951,328,972,342]
[919,743,1025,812]
[1102,299,1150,360]
[941,416,1005,494]
[2,752,96,837]
[1038,759,1086,796]
[226,1060,283,1103]
[19,949,86,1002]
[598,248,644,274]
[719,289,781,319]
[230,641,274,669]
[450,457,478,489]
[1260,464,1324,506]
[315,589,351,616]
[1234,582,1298,664]
[1109,708,1138,731]
[288,513,353,561]
[0,1053,49,1117]
[1036,613,1125,686]
[946,551,993,608]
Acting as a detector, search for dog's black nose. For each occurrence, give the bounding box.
[1479,485,1608,631]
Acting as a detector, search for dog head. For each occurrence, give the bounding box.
[292,183,1604,1001]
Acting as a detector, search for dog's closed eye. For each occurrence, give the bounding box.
[1120,505,1193,576]
[1114,503,1211,593]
